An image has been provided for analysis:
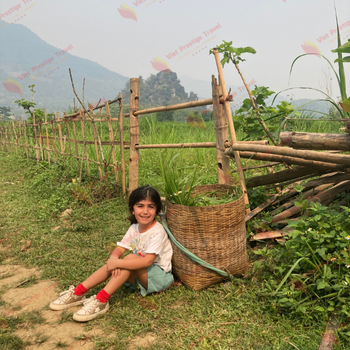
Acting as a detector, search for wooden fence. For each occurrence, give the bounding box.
[1,50,262,211]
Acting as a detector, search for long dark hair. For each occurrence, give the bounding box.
[128,185,162,224]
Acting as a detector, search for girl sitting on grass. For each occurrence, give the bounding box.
[50,185,174,322]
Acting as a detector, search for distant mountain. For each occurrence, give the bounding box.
[0,21,128,115]
[120,71,199,107]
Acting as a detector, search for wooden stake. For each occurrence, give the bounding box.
[129,78,140,193]
[44,111,51,166]
[72,120,79,164]
[80,113,90,175]
[56,112,65,161]
[211,48,250,212]
[105,101,119,184]
[32,112,40,163]
[212,75,231,185]
[91,121,103,180]
[118,94,126,195]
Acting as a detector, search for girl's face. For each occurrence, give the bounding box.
[132,198,157,232]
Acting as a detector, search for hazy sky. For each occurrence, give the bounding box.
[1,0,350,104]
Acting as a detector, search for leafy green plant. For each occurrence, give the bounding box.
[257,202,350,322]
[157,151,199,205]
[234,86,299,141]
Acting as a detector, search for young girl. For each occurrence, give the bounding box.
[50,185,174,322]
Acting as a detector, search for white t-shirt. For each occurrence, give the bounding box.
[117,221,173,272]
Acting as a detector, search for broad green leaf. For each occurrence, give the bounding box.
[332,40,350,54]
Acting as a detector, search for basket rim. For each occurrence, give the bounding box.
[165,184,245,210]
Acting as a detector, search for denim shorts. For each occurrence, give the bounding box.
[124,263,174,297]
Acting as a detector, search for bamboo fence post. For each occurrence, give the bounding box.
[91,119,103,180]
[72,120,79,165]
[18,120,23,155]
[44,111,51,166]
[56,112,65,161]
[105,101,119,184]
[12,119,18,154]
[64,119,73,167]
[80,113,90,175]
[23,121,29,159]
[118,94,126,195]
[32,112,40,163]
[211,75,231,185]
[51,117,58,164]
[129,78,140,192]
[212,48,250,212]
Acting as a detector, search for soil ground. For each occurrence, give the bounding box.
[0,262,156,349]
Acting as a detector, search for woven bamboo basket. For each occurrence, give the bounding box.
[166,184,248,291]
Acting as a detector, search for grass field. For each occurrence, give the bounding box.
[0,115,348,349]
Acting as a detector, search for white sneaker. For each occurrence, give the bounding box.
[50,285,86,311]
[73,295,109,322]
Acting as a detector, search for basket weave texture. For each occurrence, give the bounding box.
[166,184,248,291]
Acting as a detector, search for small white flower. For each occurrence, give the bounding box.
[345,282,348,285]
[346,236,350,240]
[330,257,336,262]
[307,228,312,232]
[346,265,350,269]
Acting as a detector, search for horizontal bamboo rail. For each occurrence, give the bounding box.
[235,151,347,171]
[124,98,214,117]
[123,140,272,150]
[228,143,350,166]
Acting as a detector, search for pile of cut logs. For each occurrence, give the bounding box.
[225,131,350,241]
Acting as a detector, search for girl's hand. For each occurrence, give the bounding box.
[106,256,119,272]
[111,268,121,278]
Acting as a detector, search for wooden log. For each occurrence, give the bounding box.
[245,182,298,222]
[105,101,119,184]
[280,131,350,151]
[229,151,347,171]
[118,94,126,195]
[250,228,294,241]
[271,180,350,223]
[227,143,350,166]
[232,162,281,173]
[270,183,334,216]
[246,166,322,189]
[129,78,140,192]
[212,50,249,212]
[124,98,213,117]
[212,75,231,185]
[265,173,323,190]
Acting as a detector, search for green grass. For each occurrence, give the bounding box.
[0,151,345,349]
[1,112,349,348]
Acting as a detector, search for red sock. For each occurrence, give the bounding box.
[96,289,111,303]
[74,283,88,296]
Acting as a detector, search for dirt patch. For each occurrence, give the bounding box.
[128,333,157,350]
[0,264,107,349]
[0,265,41,289]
